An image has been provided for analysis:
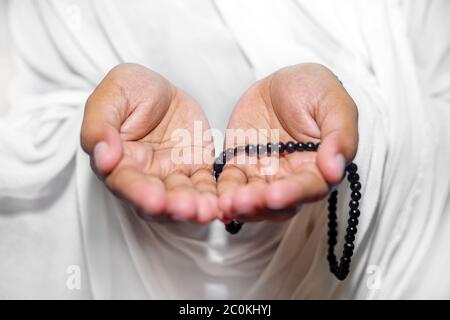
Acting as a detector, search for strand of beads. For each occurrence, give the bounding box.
[213,141,319,233]
[213,141,361,281]
[327,163,360,280]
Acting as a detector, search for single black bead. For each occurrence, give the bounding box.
[340,258,351,268]
[328,205,337,212]
[328,229,337,237]
[349,200,359,210]
[245,144,257,155]
[348,217,359,226]
[343,247,354,257]
[345,234,355,242]
[346,226,357,235]
[306,142,316,151]
[328,255,337,264]
[329,190,338,200]
[213,162,224,173]
[327,254,337,263]
[347,172,360,183]
[236,145,245,154]
[341,265,351,273]
[340,260,351,270]
[340,256,351,265]
[328,238,337,246]
[225,221,242,234]
[266,142,273,154]
[346,163,358,173]
[350,182,361,192]
[276,142,285,153]
[226,148,235,161]
[328,195,337,204]
[328,196,338,205]
[328,220,337,228]
[286,141,296,153]
[296,142,305,151]
[214,156,223,166]
[221,151,227,164]
[257,144,266,156]
[344,242,355,252]
[349,209,360,218]
[335,271,347,280]
[351,191,361,201]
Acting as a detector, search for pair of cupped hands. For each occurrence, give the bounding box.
[80,63,358,224]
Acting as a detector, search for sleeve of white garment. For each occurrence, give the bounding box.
[329,0,450,298]
[0,1,101,199]
[237,0,450,299]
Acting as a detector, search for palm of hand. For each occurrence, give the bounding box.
[84,65,218,223]
[217,64,357,222]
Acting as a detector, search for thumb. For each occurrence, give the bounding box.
[80,79,125,176]
[316,91,358,185]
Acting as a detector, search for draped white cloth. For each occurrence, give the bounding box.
[0,0,449,299]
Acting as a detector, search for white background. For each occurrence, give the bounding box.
[0,0,11,114]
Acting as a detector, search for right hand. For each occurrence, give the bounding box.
[217,63,358,223]
[81,63,218,223]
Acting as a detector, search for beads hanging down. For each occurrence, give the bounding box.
[212,141,361,281]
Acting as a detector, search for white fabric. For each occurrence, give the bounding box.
[0,0,11,114]
[0,0,449,299]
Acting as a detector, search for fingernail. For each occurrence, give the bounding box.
[335,153,345,177]
[93,141,109,171]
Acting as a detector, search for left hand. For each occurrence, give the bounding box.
[217,63,358,223]
[81,64,218,224]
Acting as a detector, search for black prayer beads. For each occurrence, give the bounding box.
[212,141,361,281]
[327,161,361,280]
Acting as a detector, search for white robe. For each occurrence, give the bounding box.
[0,0,449,299]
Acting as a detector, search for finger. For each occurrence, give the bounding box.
[217,165,247,216]
[190,168,220,223]
[81,74,127,175]
[229,176,267,216]
[164,172,197,221]
[190,168,217,195]
[264,162,329,209]
[81,64,172,175]
[105,165,167,214]
[196,193,220,224]
[316,91,358,184]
